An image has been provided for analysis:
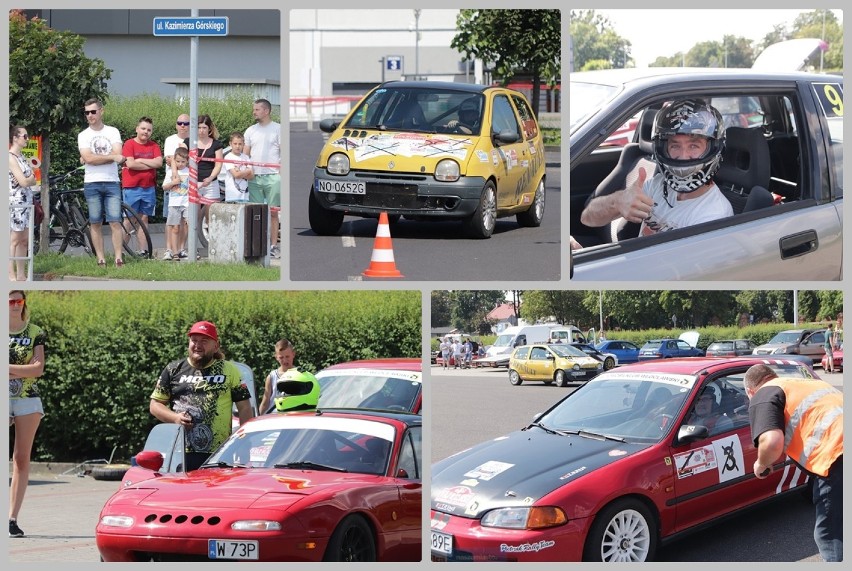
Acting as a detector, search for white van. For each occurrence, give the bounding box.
[485,325,554,359]
[547,326,587,344]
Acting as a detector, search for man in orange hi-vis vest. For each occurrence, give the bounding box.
[744,364,843,562]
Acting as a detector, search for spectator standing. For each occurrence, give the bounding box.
[161,147,190,260]
[244,98,281,258]
[258,339,296,415]
[440,337,451,369]
[149,321,254,472]
[9,125,37,281]
[452,339,463,369]
[824,322,835,373]
[463,339,473,368]
[834,313,843,350]
[183,114,224,204]
[9,290,47,538]
[78,98,127,267]
[162,113,191,217]
[744,364,843,562]
[121,116,162,256]
[223,131,254,203]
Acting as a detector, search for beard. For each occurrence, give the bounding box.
[189,352,216,369]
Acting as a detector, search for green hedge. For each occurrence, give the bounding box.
[20,290,420,462]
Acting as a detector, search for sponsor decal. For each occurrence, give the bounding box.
[431,511,450,530]
[249,445,272,463]
[273,476,311,489]
[465,501,479,515]
[595,371,698,388]
[491,149,499,166]
[522,195,531,204]
[476,150,490,162]
[460,479,479,487]
[664,456,672,466]
[712,436,744,482]
[464,460,514,481]
[521,160,529,168]
[499,540,556,553]
[434,486,475,507]
[559,466,587,480]
[508,149,518,168]
[332,133,471,162]
[435,502,457,513]
[675,446,717,478]
[523,497,535,505]
[528,141,537,154]
[609,449,627,456]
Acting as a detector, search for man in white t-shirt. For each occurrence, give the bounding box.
[581,98,732,236]
[78,98,127,266]
[162,113,191,217]
[244,98,281,258]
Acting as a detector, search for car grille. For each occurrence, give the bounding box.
[132,552,213,562]
[346,182,420,208]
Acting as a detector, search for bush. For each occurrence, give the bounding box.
[20,290,420,462]
[606,323,825,351]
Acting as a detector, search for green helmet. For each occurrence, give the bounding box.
[274,369,320,413]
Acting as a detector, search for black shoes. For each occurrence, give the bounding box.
[9,519,24,537]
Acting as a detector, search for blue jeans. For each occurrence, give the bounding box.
[83,181,122,223]
[813,456,843,562]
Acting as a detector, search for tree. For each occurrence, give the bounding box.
[521,290,593,327]
[569,10,632,70]
[431,291,453,328]
[9,11,112,250]
[449,291,505,334]
[452,9,561,115]
[792,10,843,72]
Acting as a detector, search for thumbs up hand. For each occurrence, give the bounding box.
[618,167,654,223]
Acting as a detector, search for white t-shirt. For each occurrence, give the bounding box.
[165,166,190,208]
[163,133,184,160]
[223,151,251,202]
[639,173,733,236]
[78,125,122,183]
[243,121,280,175]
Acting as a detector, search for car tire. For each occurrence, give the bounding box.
[516,178,545,227]
[583,498,657,562]
[555,369,568,387]
[90,464,131,481]
[604,357,616,370]
[509,369,523,385]
[308,187,344,236]
[323,515,376,562]
[464,181,497,238]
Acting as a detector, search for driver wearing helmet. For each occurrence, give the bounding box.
[273,369,320,413]
[580,98,733,236]
[445,97,481,135]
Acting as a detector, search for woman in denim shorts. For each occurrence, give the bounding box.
[9,290,47,538]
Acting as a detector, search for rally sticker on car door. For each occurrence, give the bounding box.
[674,436,744,482]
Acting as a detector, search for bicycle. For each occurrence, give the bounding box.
[34,167,153,259]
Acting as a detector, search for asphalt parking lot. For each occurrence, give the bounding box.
[7,464,118,562]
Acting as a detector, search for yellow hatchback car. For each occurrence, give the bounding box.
[310,81,546,238]
[509,343,603,386]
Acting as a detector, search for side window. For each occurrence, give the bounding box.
[491,95,521,139]
[511,94,538,140]
[677,341,691,350]
[396,427,421,479]
[514,346,530,360]
[530,347,548,360]
[811,82,843,197]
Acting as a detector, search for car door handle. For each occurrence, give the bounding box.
[779,230,818,259]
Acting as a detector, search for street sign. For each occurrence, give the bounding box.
[386,55,403,71]
[153,17,229,36]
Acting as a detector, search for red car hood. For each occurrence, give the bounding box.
[124,468,385,510]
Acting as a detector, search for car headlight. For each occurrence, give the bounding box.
[481,506,567,529]
[232,520,282,532]
[596,362,603,369]
[100,515,134,528]
[572,363,580,370]
[772,347,786,354]
[327,153,350,175]
[434,159,460,182]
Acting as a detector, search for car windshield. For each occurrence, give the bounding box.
[569,80,621,132]
[537,372,696,443]
[549,344,589,358]
[768,332,802,344]
[317,371,421,412]
[345,86,484,135]
[208,422,394,476]
[642,341,663,349]
[492,333,515,348]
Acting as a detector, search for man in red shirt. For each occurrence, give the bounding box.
[122,116,162,256]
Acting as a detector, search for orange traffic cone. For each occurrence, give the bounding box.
[363,212,404,278]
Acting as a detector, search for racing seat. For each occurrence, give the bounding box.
[715,127,774,214]
[389,100,427,130]
[586,107,659,243]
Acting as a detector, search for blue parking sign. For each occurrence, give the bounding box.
[386,56,403,71]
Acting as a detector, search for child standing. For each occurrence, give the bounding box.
[161,147,190,260]
[258,339,296,414]
[223,132,254,203]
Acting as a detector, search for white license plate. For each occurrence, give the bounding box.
[570,370,585,376]
[316,179,366,194]
[431,530,453,556]
[208,539,259,560]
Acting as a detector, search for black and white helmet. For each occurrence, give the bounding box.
[652,98,725,194]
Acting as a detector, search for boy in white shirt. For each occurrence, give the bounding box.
[223,132,254,203]
[161,147,190,260]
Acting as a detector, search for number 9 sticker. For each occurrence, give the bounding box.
[813,83,843,117]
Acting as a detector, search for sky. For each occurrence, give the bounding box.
[592,9,842,68]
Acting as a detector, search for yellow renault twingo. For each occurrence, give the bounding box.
[310,81,546,238]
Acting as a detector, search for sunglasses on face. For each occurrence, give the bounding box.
[9,299,25,307]
[17,133,29,139]
[176,121,190,126]
[83,109,99,116]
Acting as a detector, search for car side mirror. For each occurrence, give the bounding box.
[494,129,520,145]
[134,450,165,473]
[396,468,409,479]
[547,355,555,360]
[676,424,709,445]
[319,118,339,133]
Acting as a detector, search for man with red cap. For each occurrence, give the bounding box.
[149,321,254,471]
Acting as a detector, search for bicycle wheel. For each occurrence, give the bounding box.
[38,205,71,254]
[120,203,153,259]
[60,204,94,255]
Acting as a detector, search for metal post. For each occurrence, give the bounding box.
[414,9,421,80]
[187,8,199,263]
[379,57,385,83]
